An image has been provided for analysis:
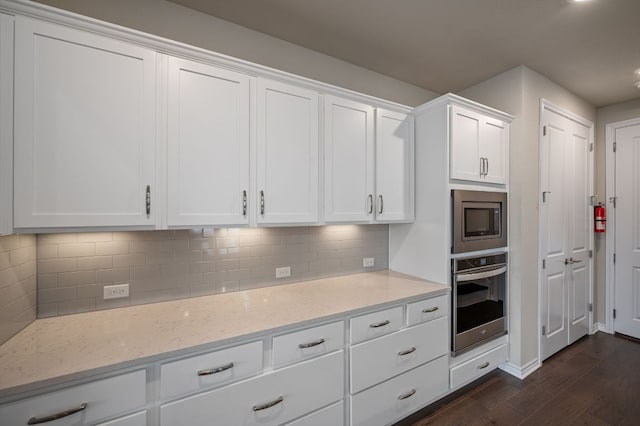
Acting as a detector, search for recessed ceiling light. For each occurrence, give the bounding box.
[567,0,593,3]
[635,68,640,76]
[635,81,640,89]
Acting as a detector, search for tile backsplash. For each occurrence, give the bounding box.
[0,234,37,344]
[37,225,389,318]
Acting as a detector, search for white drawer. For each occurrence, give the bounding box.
[351,356,448,426]
[0,370,146,426]
[161,340,263,400]
[284,401,344,426]
[350,305,404,344]
[97,411,147,426]
[273,321,344,368]
[406,294,448,326]
[161,351,344,426]
[450,343,507,389]
[350,316,448,393]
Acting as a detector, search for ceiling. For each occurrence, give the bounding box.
[168,0,640,108]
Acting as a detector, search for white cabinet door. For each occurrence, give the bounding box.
[256,79,319,224]
[375,109,414,222]
[13,17,157,228]
[450,104,508,185]
[324,95,375,223]
[167,57,250,227]
[480,117,508,184]
[450,105,482,182]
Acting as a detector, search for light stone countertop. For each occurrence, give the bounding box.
[0,270,448,399]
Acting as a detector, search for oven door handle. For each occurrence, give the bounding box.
[456,266,507,282]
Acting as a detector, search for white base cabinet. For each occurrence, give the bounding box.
[351,356,448,426]
[160,351,343,426]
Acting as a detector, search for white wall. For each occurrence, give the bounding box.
[460,65,596,368]
[594,98,640,326]
[34,0,438,107]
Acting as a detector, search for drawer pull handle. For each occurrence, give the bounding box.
[252,396,284,411]
[197,362,234,376]
[398,347,417,356]
[422,306,439,313]
[398,389,416,400]
[477,361,490,370]
[27,402,88,425]
[298,338,325,349]
[369,320,390,328]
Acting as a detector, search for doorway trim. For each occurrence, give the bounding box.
[537,98,595,363]
[604,117,640,334]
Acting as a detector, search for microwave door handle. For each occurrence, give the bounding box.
[456,266,507,282]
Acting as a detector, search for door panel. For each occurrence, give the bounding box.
[480,118,507,184]
[540,107,592,360]
[167,57,250,226]
[450,106,481,182]
[614,124,640,339]
[256,79,319,224]
[14,17,156,228]
[324,95,374,223]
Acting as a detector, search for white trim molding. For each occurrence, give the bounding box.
[499,359,541,380]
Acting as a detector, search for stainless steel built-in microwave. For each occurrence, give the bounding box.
[452,190,507,254]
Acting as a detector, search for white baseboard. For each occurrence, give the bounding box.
[499,358,541,380]
[593,322,610,333]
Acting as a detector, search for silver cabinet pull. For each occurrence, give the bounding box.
[145,185,151,215]
[485,158,489,176]
[477,361,490,369]
[479,157,484,176]
[252,396,284,412]
[378,195,383,214]
[398,347,416,356]
[298,338,325,349]
[397,389,416,400]
[368,194,373,214]
[369,319,390,328]
[197,362,234,376]
[242,190,247,217]
[422,306,439,313]
[28,403,88,425]
[260,190,265,215]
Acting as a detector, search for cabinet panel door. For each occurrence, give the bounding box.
[256,79,319,224]
[167,57,250,226]
[324,95,374,223]
[14,17,156,228]
[375,109,414,222]
[480,117,508,184]
[450,105,482,182]
[0,13,13,235]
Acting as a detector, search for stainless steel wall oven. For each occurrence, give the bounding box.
[452,190,507,254]
[452,252,507,355]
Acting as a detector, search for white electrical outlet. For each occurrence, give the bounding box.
[103,284,129,299]
[275,266,291,279]
[363,257,375,267]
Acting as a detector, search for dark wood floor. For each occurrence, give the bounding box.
[400,332,640,426]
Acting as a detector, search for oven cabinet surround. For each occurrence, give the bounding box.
[323,95,414,224]
[389,94,513,286]
[4,2,414,232]
[0,291,450,426]
[450,104,509,185]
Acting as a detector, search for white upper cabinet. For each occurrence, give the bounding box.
[450,105,508,185]
[256,78,319,225]
[375,109,415,222]
[13,17,157,228]
[0,13,13,235]
[324,95,375,223]
[167,57,250,227]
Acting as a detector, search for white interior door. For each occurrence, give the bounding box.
[539,105,592,360]
[613,122,640,339]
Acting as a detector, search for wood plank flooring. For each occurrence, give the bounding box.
[396,332,640,426]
